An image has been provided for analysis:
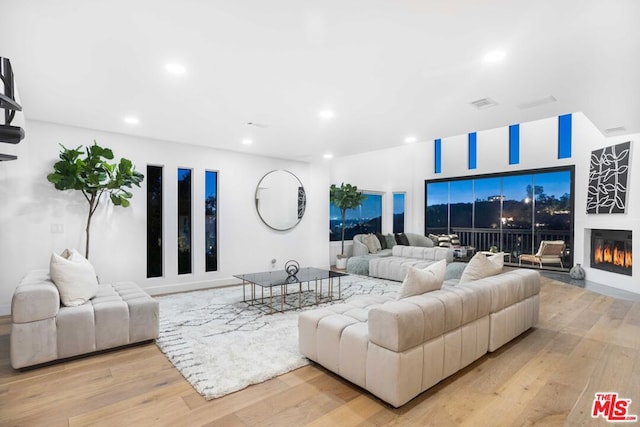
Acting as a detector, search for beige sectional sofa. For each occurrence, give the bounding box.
[352,232,434,257]
[368,245,454,281]
[11,270,159,369]
[298,268,540,407]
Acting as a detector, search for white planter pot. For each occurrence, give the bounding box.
[335,256,348,270]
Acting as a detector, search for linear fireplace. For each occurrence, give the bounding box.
[591,229,633,276]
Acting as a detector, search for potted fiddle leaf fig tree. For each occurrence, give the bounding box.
[330,182,367,269]
[47,141,144,259]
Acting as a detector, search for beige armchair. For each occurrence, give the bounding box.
[518,240,565,268]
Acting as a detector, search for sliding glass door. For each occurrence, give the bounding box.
[425,166,574,267]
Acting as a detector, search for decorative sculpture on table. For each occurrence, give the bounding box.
[285,260,300,278]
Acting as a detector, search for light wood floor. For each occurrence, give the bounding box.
[1,276,639,426]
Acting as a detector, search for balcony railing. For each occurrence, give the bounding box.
[428,227,572,267]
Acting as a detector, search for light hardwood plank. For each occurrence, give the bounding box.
[0,276,638,426]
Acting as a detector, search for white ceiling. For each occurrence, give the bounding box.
[1,0,639,162]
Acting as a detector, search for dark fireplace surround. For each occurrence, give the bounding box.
[590,229,633,276]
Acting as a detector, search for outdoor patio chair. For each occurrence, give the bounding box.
[518,240,565,268]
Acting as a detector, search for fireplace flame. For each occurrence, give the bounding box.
[603,244,613,264]
[613,246,626,267]
[594,242,603,264]
[591,232,632,275]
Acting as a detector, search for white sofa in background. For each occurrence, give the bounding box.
[368,245,454,281]
[352,232,434,257]
[10,270,159,369]
[298,269,540,407]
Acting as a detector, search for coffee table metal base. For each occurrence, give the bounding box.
[236,268,345,314]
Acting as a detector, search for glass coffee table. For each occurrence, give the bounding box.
[234,267,347,314]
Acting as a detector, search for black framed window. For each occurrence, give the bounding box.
[178,168,192,274]
[330,192,382,241]
[393,192,405,233]
[146,165,163,278]
[425,166,574,267]
[205,170,218,272]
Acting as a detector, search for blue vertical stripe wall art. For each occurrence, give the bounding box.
[509,124,520,165]
[434,139,442,174]
[468,132,477,170]
[558,113,572,159]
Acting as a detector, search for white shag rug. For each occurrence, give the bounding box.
[156,274,399,400]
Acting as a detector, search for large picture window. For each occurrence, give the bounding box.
[330,192,382,241]
[425,166,574,267]
[205,170,218,272]
[178,168,192,274]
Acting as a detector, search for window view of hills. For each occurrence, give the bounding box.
[426,168,573,259]
[330,194,382,241]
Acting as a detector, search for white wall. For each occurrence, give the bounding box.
[573,126,639,293]
[328,143,425,263]
[331,113,639,295]
[0,120,329,315]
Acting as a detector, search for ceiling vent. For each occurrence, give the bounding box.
[469,98,498,110]
[517,95,557,110]
[604,126,627,135]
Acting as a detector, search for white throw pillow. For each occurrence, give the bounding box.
[364,233,381,254]
[50,248,99,306]
[397,259,446,299]
[459,252,504,284]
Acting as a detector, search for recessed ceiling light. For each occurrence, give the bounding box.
[165,63,186,75]
[318,110,334,119]
[242,138,253,145]
[123,117,139,125]
[484,50,506,63]
[323,153,333,159]
[404,136,417,144]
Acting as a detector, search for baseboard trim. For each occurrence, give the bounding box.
[144,277,241,296]
[0,303,11,317]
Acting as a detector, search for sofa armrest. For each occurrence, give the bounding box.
[406,233,433,247]
[352,238,369,257]
[368,301,426,352]
[12,281,60,324]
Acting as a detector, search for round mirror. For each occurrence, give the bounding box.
[255,170,306,231]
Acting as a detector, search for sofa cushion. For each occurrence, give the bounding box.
[49,249,99,307]
[459,252,504,284]
[444,262,467,281]
[397,260,446,299]
[391,245,452,261]
[385,233,397,249]
[364,233,382,254]
[369,247,453,282]
[346,255,373,275]
[395,233,410,246]
[375,232,387,249]
[406,233,433,247]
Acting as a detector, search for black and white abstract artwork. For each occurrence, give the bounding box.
[587,141,632,214]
